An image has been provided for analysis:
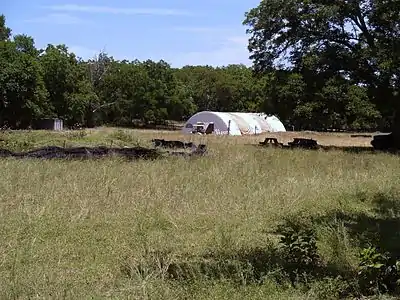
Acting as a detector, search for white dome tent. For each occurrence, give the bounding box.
[266,115,286,132]
[182,111,242,135]
[251,113,286,132]
[182,111,286,135]
[227,112,263,135]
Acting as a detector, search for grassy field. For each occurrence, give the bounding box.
[1,128,399,299]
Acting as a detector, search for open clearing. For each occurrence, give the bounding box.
[0,128,399,299]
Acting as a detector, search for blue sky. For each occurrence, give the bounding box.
[1,0,259,67]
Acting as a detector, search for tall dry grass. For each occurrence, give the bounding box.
[0,128,399,299]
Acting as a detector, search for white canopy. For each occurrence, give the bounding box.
[182,111,286,135]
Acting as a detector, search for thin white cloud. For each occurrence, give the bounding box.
[45,4,193,16]
[25,13,86,25]
[226,36,248,45]
[168,35,251,67]
[68,45,99,60]
[172,26,230,33]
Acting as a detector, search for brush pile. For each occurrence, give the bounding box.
[0,143,207,160]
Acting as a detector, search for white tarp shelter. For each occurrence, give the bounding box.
[182,111,286,135]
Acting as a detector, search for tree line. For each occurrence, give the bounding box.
[1,3,397,131]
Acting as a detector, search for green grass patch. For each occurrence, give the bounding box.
[1,129,400,298]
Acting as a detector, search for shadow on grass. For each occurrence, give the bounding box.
[121,237,353,286]
[321,145,400,155]
[120,192,400,297]
[120,246,282,284]
[251,143,400,155]
[285,145,399,155]
[313,192,400,259]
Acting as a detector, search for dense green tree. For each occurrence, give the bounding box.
[40,44,97,126]
[0,28,49,128]
[0,14,11,41]
[243,0,400,131]
[214,64,257,112]
[345,85,381,131]
[175,66,220,112]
